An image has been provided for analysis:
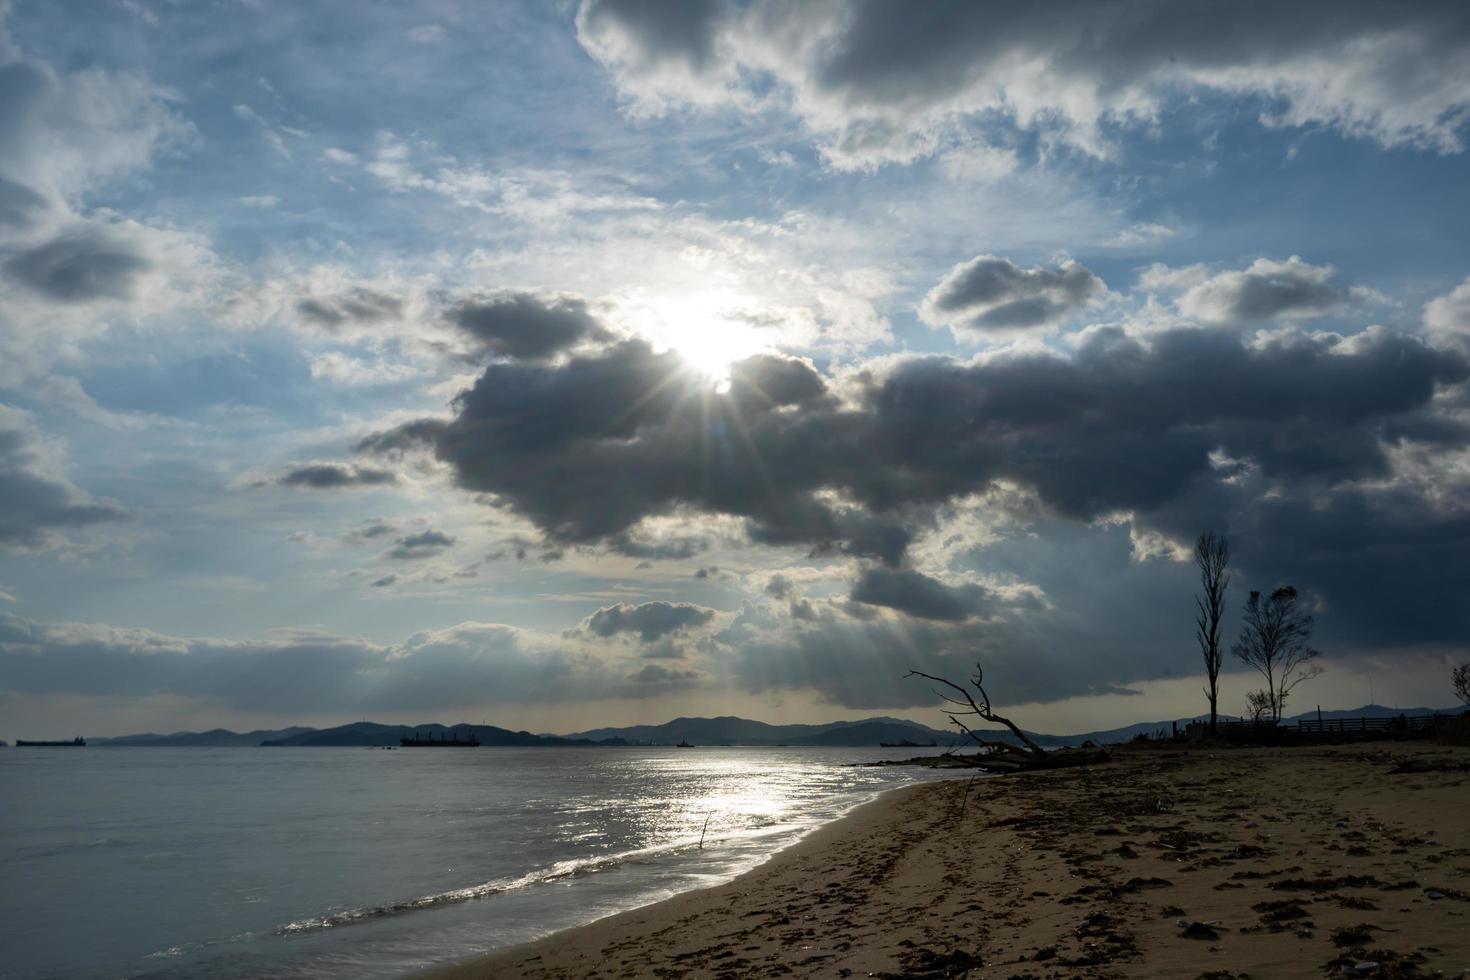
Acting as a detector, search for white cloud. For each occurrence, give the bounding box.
[576,0,1470,170]
[1173,256,1380,325]
[1425,275,1470,347]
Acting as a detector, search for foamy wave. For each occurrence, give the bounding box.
[271,831,749,935]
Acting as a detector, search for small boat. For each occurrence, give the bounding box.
[16,737,86,747]
[674,738,694,748]
[400,730,480,747]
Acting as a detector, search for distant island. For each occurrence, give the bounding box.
[61,704,1463,749]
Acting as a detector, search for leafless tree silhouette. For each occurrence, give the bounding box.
[1453,662,1470,707]
[1233,586,1323,723]
[1245,689,1274,724]
[906,664,1045,759]
[1194,531,1230,735]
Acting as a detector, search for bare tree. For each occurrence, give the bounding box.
[1453,662,1470,707]
[1232,586,1323,723]
[906,664,1045,760]
[1245,689,1274,725]
[1193,531,1230,735]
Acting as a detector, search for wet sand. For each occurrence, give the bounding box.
[431,743,1470,978]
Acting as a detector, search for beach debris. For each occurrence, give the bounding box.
[1324,946,1427,977]
[1333,924,1381,947]
[895,945,983,978]
[1253,898,1312,930]
[1117,876,1173,894]
[1180,920,1222,940]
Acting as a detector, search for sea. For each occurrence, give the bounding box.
[0,745,961,979]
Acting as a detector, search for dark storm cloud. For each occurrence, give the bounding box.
[370,574,397,588]
[384,530,454,560]
[295,289,403,329]
[3,229,150,302]
[579,0,1470,164]
[849,567,992,622]
[356,339,914,561]
[0,409,125,548]
[361,323,1466,563]
[921,255,1106,336]
[577,0,727,74]
[277,462,398,489]
[445,291,611,360]
[584,601,716,642]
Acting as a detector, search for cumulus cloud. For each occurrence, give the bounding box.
[577,0,1470,168]
[1173,256,1377,324]
[0,405,125,549]
[446,291,612,360]
[0,614,629,713]
[1425,276,1470,347]
[277,463,398,489]
[629,663,700,685]
[606,528,709,560]
[849,567,993,622]
[384,530,454,560]
[360,319,1467,573]
[359,338,919,564]
[584,600,716,642]
[3,227,152,302]
[0,174,49,230]
[342,518,397,545]
[920,254,1106,338]
[0,56,191,211]
[295,288,404,330]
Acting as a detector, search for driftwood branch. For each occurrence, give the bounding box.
[907,664,1045,757]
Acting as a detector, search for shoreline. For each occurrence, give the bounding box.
[418,768,968,978]
[425,743,1470,979]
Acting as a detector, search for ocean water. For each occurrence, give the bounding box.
[0,745,959,979]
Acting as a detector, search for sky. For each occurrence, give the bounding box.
[2,0,1469,738]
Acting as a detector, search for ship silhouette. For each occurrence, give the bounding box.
[400,730,480,747]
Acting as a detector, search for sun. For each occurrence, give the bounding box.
[621,290,768,386]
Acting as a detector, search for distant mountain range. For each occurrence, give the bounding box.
[70,703,1462,749]
[560,715,959,747]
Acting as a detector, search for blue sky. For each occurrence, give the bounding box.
[2,0,1469,737]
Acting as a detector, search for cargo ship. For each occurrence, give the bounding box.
[399,730,479,747]
[16,737,86,746]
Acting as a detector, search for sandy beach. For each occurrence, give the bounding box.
[432,743,1470,979]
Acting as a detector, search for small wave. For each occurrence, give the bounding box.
[270,800,888,939]
[272,833,737,936]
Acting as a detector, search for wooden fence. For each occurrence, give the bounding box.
[1185,712,1456,744]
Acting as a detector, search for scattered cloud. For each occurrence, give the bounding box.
[920,254,1107,339]
[1174,256,1380,325]
[277,463,398,489]
[584,600,717,642]
[578,0,1470,168]
[384,530,455,560]
[446,291,612,360]
[0,405,125,549]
